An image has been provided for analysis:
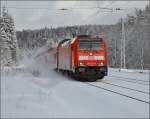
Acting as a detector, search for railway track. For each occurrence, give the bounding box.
[108,75,150,83]
[105,75,149,86]
[55,68,149,104]
[85,82,150,104]
[99,81,149,94]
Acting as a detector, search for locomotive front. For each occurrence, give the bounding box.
[74,36,108,80]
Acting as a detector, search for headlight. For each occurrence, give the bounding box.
[79,62,83,66]
[99,62,104,66]
[80,62,83,65]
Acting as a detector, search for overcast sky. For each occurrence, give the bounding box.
[1,1,149,30]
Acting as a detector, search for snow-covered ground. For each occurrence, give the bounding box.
[1,49,149,118]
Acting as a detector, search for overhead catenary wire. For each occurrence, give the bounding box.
[3,6,126,11]
[2,1,134,31]
[78,1,127,28]
[78,1,126,25]
[74,1,126,36]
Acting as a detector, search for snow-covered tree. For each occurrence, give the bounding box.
[0,6,18,67]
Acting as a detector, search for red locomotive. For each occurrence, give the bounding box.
[55,35,108,81]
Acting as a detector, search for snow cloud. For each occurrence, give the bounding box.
[1,1,149,30]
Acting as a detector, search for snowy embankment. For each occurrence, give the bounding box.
[109,67,149,74]
[1,46,149,118]
[108,68,149,83]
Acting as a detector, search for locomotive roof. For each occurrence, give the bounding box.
[58,38,71,46]
[58,35,103,47]
[76,35,102,39]
[77,35,92,38]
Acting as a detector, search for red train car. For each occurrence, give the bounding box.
[55,35,108,81]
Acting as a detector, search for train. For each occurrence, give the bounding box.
[54,35,108,81]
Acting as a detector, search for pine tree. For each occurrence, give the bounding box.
[0,18,12,66]
[0,6,18,67]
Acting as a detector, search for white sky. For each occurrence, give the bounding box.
[1,1,149,30]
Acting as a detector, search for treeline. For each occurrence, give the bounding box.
[16,5,150,69]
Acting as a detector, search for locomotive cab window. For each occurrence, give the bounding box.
[78,39,103,51]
